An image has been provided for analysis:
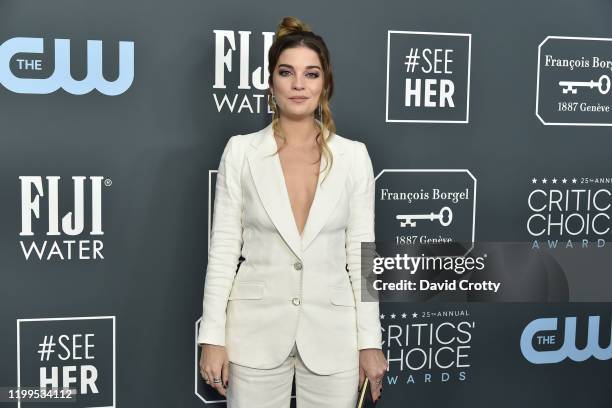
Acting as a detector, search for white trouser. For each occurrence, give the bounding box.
[226,342,360,408]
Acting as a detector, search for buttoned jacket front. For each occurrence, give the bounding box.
[197,122,382,375]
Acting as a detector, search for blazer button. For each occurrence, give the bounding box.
[291,297,301,306]
[293,261,303,271]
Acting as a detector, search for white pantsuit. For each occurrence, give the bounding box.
[197,122,382,404]
[226,342,360,407]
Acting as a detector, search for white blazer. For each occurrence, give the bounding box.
[197,122,382,375]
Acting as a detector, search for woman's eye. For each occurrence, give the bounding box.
[278,70,319,78]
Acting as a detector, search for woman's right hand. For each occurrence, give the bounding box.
[199,344,230,396]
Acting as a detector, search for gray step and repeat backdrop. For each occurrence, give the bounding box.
[1,0,611,407]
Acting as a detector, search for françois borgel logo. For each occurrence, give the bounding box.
[213,30,275,114]
[376,170,476,255]
[536,36,612,126]
[386,31,471,123]
[527,176,611,250]
[16,316,116,408]
[0,37,134,95]
[19,176,110,261]
[520,315,612,364]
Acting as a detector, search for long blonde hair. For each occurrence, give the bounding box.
[267,16,336,184]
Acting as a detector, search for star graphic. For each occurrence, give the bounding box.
[572,178,577,183]
[390,313,396,319]
[380,314,385,319]
[562,178,567,183]
[401,313,407,318]
[552,178,558,184]
[412,312,418,318]
[542,178,548,184]
[531,178,537,184]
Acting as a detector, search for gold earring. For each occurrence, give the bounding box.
[270,94,278,117]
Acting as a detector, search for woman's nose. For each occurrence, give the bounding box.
[292,76,304,89]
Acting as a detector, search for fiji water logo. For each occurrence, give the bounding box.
[0,37,134,95]
[19,176,109,261]
[520,316,612,364]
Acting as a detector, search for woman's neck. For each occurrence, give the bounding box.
[277,116,320,147]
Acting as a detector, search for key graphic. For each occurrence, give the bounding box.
[559,74,611,95]
[396,206,453,227]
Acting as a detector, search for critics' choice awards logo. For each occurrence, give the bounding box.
[376,170,476,255]
[386,31,471,123]
[536,36,612,126]
[527,176,610,250]
[19,176,110,261]
[213,30,276,114]
[381,309,474,385]
[520,315,612,364]
[16,316,116,408]
[0,37,134,95]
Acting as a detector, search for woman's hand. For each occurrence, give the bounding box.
[199,344,230,396]
[359,348,388,403]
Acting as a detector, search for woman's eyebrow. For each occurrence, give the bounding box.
[278,64,321,70]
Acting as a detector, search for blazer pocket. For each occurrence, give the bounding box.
[330,287,356,307]
[228,281,264,300]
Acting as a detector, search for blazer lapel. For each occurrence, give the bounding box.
[247,122,349,261]
[300,137,348,252]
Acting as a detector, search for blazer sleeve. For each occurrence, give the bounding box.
[346,141,383,350]
[197,135,243,346]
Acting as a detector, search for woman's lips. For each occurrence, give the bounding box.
[289,97,308,103]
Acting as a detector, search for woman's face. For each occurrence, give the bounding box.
[270,46,324,120]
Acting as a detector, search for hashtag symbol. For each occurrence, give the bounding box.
[404,48,420,73]
[37,335,56,361]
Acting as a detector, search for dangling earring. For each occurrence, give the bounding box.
[318,90,326,121]
[270,93,278,118]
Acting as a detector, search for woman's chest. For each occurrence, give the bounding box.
[277,148,321,232]
[239,154,351,235]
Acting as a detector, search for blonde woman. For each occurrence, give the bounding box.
[198,16,387,407]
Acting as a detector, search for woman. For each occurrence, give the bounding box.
[198,16,387,407]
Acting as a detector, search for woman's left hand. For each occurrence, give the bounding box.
[358,348,388,402]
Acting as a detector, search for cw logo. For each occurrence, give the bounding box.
[520,316,612,364]
[0,37,134,95]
